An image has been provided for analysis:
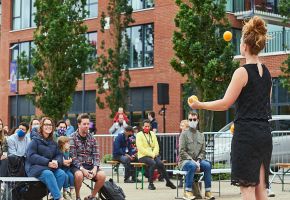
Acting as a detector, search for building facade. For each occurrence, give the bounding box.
[0,0,289,133]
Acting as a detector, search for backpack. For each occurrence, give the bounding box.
[12,181,48,200]
[7,155,26,177]
[99,178,126,200]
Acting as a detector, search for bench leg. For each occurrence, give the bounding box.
[141,166,144,190]
[116,164,119,183]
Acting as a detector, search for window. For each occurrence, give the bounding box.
[85,32,97,72]
[10,41,35,78]
[232,28,241,55]
[272,78,290,115]
[69,91,96,114]
[9,95,35,128]
[12,0,36,30]
[226,0,244,12]
[127,87,153,127]
[128,0,154,11]
[125,24,154,68]
[86,0,98,18]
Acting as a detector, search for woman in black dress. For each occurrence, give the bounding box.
[188,16,272,200]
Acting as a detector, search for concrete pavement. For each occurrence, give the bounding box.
[80,173,290,200]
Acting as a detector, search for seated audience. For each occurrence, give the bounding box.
[7,127,30,157]
[109,114,128,135]
[27,118,40,139]
[25,117,66,200]
[179,112,215,200]
[0,119,8,177]
[136,119,176,190]
[70,114,106,200]
[113,126,138,183]
[58,136,75,200]
[53,120,67,142]
[65,119,75,137]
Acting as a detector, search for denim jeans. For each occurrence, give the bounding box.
[182,160,212,191]
[114,155,135,180]
[63,168,75,189]
[139,156,169,183]
[38,169,66,200]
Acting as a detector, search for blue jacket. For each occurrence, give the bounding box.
[113,134,136,158]
[25,133,63,177]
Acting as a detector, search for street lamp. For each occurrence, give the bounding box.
[82,72,86,113]
[9,41,20,127]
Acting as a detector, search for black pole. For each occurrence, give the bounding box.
[16,40,20,127]
[162,104,166,133]
[82,73,85,113]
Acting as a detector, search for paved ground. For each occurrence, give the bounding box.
[79,172,290,200]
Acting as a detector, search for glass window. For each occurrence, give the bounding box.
[271,78,290,115]
[232,28,241,55]
[86,0,98,18]
[85,32,97,72]
[10,41,35,78]
[125,24,154,68]
[12,0,35,30]
[128,0,154,11]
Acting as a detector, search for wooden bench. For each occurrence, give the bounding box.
[106,160,120,183]
[131,162,146,189]
[276,163,290,191]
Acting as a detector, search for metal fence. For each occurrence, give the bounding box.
[96,130,290,171]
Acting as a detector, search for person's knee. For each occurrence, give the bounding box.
[42,170,54,177]
[74,171,83,182]
[96,171,106,183]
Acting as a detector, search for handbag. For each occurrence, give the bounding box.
[192,181,202,199]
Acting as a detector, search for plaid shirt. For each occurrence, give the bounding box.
[70,130,100,169]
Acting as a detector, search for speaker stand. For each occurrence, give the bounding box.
[158,105,167,133]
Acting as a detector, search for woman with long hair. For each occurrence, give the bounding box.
[189,16,272,200]
[25,117,66,200]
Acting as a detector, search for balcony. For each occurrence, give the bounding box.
[233,30,290,55]
[229,0,288,25]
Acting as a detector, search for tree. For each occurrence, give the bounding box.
[19,0,95,121]
[171,0,239,131]
[278,0,290,90]
[95,0,134,117]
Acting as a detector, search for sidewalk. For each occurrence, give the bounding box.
[80,174,290,200]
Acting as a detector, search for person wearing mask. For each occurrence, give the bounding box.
[136,119,176,190]
[70,114,106,200]
[65,119,75,137]
[25,117,66,200]
[7,122,30,157]
[27,118,40,139]
[109,114,128,135]
[179,112,214,200]
[53,120,67,142]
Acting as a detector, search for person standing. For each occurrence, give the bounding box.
[148,111,158,133]
[188,16,272,200]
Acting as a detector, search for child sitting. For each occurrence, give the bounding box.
[58,136,75,200]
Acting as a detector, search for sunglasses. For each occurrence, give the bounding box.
[188,119,197,122]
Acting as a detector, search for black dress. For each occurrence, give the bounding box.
[231,64,272,188]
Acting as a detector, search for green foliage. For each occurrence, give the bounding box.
[171,0,239,131]
[95,0,134,118]
[278,0,290,90]
[18,0,95,121]
[102,154,113,163]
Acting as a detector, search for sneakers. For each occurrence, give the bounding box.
[267,189,275,197]
[84,195,97,200]
[63,191,72,200]
[70,189,76,199]
[148,183,156,190]
[205,191,215,200]
[166,181,177,189]
[124,178,135,183]
[132,178,142,183]
[183,191,196,200]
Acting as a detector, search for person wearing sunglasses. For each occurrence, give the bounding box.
[179,111,215,200]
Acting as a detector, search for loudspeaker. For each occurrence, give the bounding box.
[157,83,169,105]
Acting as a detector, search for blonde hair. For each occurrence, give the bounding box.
[58,136,70,152]
[242,16,268,55]
[180,120,189,129]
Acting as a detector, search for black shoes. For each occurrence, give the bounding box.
[132,178,142,183]
[148,183,156,190]
[124,179,135,183]
[166,181,177,189]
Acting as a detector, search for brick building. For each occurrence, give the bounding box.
[0,0,289,133]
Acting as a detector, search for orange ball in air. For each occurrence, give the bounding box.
[223,31,232,42]
[187,95,199,105]
[230,124,235,135]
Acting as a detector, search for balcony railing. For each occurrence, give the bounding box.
[234,30,290,55]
